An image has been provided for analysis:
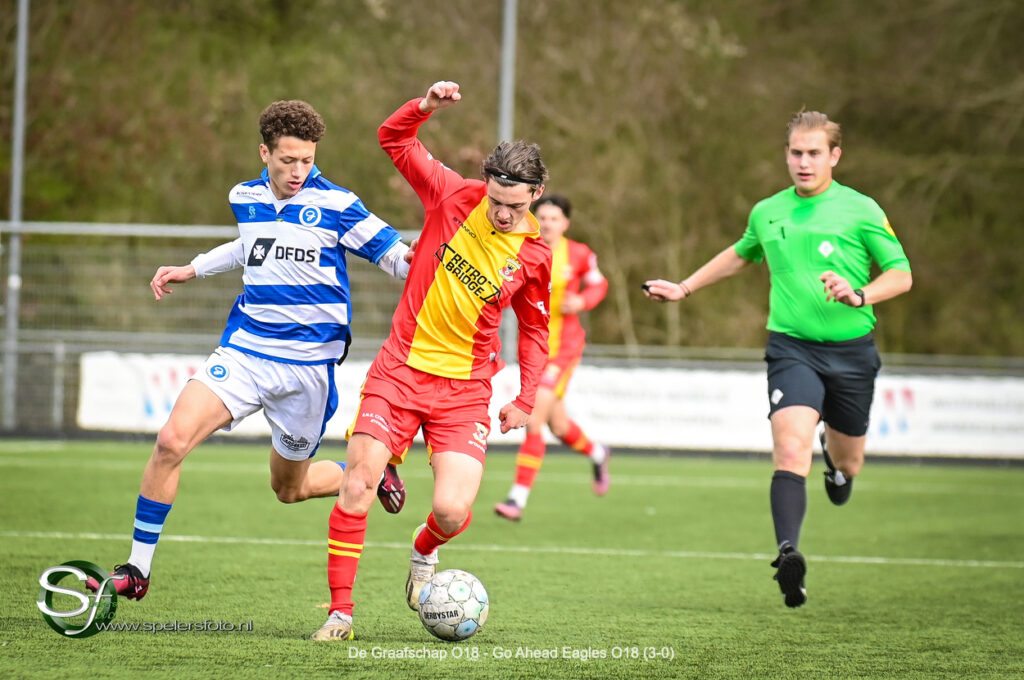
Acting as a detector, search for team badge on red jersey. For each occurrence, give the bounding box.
[499,257,523,281]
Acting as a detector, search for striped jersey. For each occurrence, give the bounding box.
[548,237,608,360]
[377,98,551,413]
[219,166,401,364]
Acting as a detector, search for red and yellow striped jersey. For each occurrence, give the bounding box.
[548,237,608,360]
[377,99,551,413]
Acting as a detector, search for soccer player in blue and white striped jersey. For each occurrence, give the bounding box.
[88,100,408,601]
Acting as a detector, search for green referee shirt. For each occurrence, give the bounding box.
[733,181,911,342]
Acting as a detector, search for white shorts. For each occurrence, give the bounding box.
[192,346,338,461]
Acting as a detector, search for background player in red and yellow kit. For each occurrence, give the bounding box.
[495,194,610,521]
[313,81,552,641]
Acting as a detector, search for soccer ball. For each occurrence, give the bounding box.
[417,569,489,641]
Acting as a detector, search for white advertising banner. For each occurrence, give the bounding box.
[78,352,1024,458]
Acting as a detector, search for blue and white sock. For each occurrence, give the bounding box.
[127,495,172,577]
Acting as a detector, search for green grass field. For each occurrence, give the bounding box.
[1,439,1022,679]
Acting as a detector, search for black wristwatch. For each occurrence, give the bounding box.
[853,289,866,307]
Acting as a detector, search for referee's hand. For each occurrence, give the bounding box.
[820,270,861,307]
[642,279,687,302]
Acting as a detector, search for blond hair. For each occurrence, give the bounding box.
[786,110,841,149]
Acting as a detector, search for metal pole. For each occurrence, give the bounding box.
[4,0,29,430]
[498,0,518,364]
[52,340,65,429]
[497,0,517,143]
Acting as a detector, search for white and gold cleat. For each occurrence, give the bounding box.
[406,523,438,610]
[310,611,354,641]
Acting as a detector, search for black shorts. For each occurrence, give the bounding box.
[764,331,881,437]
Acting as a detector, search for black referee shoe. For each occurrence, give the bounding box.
[771,544,807,608]
[821,429,854,506]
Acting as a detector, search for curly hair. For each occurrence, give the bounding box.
[259,100,326,149]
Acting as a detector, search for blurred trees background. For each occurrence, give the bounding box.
[0,0,1021,356]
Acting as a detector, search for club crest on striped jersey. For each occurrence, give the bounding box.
[299,206,322,227]
[499,257,522,282]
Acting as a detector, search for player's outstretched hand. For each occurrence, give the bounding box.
[150,265,196,301]
[498,402,529,434]
[820,270,861,307]
[642,279,687,303]
[404,238,419,264]
[419,81,461,113]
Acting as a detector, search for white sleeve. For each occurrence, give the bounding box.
[376,241,411,280]
[190,238,244,278]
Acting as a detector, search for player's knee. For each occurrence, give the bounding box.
[340,468,377,505]
[431,500,471,532]
[271,478,307,504]
[273,487,305,504]
[153,425,191,464]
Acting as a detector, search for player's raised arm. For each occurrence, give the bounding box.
[418,81,462,113]
[379,81,468,213]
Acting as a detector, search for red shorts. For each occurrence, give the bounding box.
[347,349,492,464]
[538,355,580,399]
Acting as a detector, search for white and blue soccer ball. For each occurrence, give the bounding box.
[417,569,489,641]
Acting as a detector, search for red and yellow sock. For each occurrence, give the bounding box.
[414,511,472,556]
[560,420,595,456]
[326,505,366,616]
[514,432,546,488]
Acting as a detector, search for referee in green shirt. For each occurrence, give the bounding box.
[644,111,912,608]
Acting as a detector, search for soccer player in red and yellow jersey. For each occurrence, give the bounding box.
[312,81,552,641]
[494,194,610,522]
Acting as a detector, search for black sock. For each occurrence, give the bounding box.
[770,470,807,550]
